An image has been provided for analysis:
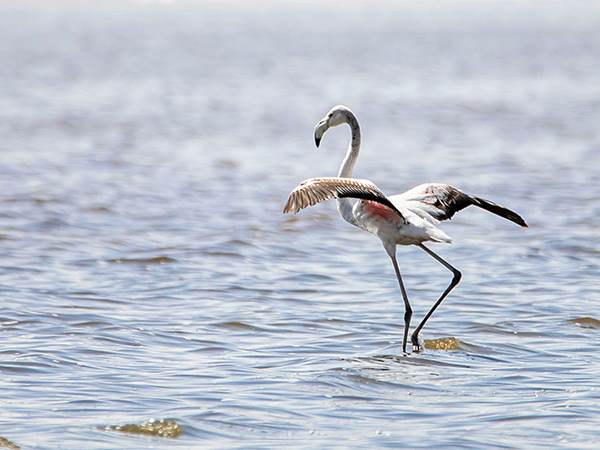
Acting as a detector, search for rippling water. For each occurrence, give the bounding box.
[1,1,599,448]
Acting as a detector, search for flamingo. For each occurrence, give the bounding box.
[283,105,527,353]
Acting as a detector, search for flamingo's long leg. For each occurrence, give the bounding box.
[411,244,462,352]
[389,251,412,353]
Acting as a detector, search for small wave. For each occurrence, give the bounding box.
[85,205,112,213]
[31,196,60,205]
[93,335,143,347]
[278,273,336,283]
[204,250,241,257]
[71,320,113,329]
[106,256,177,265]
[226,238,254,247]
[346,354,471,369]
[213,158,239,169]
[213,321,266,331]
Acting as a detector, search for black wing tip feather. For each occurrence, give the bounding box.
[473,196,528,227]
[513,215,528,227]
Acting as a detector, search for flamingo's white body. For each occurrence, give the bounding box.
[284,105,527,353]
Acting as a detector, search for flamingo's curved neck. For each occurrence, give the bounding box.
[337,112,361,178]
[337,111,361,225]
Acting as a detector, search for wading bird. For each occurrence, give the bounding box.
[283,105,527,353]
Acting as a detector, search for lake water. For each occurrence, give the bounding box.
[0,1,599,448]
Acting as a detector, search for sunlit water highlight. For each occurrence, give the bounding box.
[0,1,599,448]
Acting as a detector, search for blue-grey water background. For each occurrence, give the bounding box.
[1,1,599,448]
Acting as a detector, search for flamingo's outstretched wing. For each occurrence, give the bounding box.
[391,183,527,227]
[283,177,406,223]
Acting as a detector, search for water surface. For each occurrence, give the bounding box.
[0,1,599,448]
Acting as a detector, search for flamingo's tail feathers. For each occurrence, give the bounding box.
[430,228,452,244]
[472,197,528,227]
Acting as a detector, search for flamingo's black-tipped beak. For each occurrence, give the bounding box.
[314,118,328,149]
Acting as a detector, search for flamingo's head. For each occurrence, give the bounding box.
[314,105,353,148]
